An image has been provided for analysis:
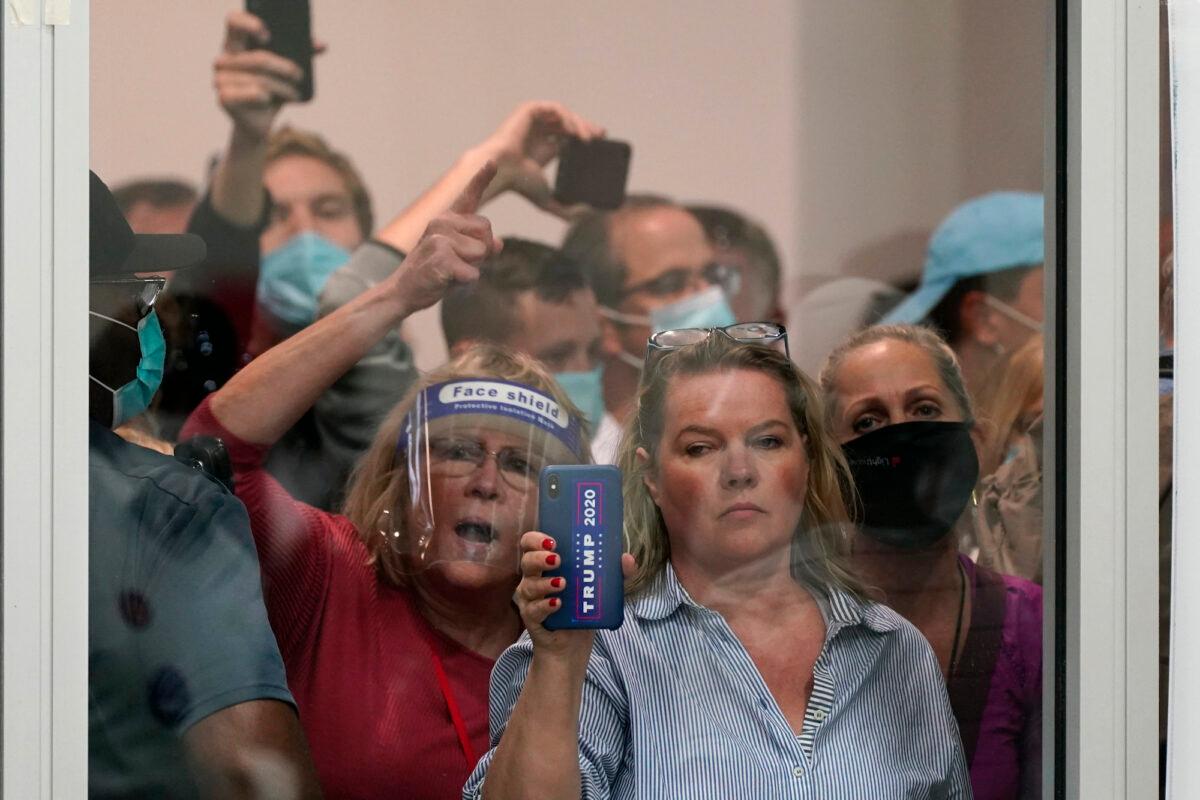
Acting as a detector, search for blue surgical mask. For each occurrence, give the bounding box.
[554,366,606,431]
[648,285,737,334]
[599,286,738,370]
[257,232,351,328]
[89,309,166,428]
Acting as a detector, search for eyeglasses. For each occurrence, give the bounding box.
[622,262,741,299]
[90,277,166,321]
[428,437,544,490]
[645,322,790,359]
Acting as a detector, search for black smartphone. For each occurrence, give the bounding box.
[539,465,624,630]
[553,137,632,210]
[245,0,314,102]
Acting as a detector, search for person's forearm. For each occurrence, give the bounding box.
[211,126,271,227]
[375,144,498,254]
[483,652,589,800]
[210,280,412,446]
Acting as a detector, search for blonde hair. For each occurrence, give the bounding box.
[266,126,374,237]
[818,324,975,426]
[619,336,865,598]
[341,343,590,587]
[979,335,1043,473]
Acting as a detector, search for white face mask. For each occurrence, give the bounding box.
[983,294,1043,334]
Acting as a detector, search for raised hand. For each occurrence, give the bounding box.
[478,101,606,218]
[513,530,638,657]
[213,11,322,141]
[390,161,503,316]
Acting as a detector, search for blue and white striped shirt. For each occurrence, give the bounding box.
[464,564,971,799]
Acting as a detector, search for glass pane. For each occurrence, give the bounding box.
[1161,6,1174,795]
[89,2,1053,797]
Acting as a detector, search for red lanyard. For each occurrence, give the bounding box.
[424,636,477,767]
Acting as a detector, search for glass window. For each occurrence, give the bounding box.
[86,3,1058,797]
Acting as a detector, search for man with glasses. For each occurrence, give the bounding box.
[562,196,740,426]
[88,172,321,798]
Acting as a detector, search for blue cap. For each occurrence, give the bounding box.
[882,191,1044,324]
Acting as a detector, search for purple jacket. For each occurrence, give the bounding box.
[949,554,1043,799]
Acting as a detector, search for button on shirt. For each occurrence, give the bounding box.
[464,565,970,800]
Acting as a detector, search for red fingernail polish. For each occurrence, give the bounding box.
[549,598,560,608]
[546,554,558,566]
[551,578,564,589]
[542,538,555,551]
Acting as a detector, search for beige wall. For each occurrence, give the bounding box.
[92,1,1045,312]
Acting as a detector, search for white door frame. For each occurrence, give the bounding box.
[1167,0,1200,797]
[1060,0,1160,796]
[2,0,90,796]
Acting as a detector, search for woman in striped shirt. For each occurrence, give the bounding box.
[465,331,970,799]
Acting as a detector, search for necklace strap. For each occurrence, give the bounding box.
[947,559,967,679]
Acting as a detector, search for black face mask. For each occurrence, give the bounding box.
[841,421,979,550]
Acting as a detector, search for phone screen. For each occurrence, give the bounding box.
[246,0,314,102]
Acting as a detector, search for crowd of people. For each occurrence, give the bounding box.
[89,10,1055,799]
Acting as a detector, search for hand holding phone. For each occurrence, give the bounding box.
[245,0,315,102]
[539,466,624,630]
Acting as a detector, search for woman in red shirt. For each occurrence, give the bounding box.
[182,164,589,798]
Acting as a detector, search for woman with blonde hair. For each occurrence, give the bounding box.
[819,323,1042,800]
[979,334,1044,476]
[972,335,1046,582]
[182,166,590,798]
[465,325,969,799]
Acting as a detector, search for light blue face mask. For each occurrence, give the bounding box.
[89,308,166,428]
[257,231,351,328]
[648,285,737,334]
[600,285,738,369]
[554,366,606,431]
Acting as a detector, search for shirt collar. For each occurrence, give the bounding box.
[629,563,698,621]
[630,562,901,636]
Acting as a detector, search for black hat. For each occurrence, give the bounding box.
[90,171,206,278]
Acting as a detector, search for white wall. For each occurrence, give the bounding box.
[91,1,1045,307]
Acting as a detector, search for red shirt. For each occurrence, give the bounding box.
[182,399,495,799]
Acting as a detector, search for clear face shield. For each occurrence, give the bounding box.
[390,378,586,576]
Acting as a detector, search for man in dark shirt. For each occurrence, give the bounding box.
[88,171,321,798]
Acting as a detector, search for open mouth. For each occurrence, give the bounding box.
[454,520,497,545]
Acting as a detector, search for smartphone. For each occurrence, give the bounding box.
[246,0,314,102]
[553,138,632,211]
[539,465,624,630]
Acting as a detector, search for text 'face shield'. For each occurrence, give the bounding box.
[393,379,586,576]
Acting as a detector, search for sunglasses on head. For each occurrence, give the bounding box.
[645,322,789,360]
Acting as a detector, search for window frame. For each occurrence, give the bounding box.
[2,1,90,796]
[1057,0,1161,796]
[0,0,1169,796]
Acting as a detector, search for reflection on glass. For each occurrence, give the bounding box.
[90,3,1050,797]
[467,336,972,797]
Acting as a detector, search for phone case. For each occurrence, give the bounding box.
[539,465,624,630]
[553,138,632,211]
[246,0,314,102]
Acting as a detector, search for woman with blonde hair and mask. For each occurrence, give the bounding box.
[819,323,1043,800]
[464,324,969,799]
[182,165,592,799]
